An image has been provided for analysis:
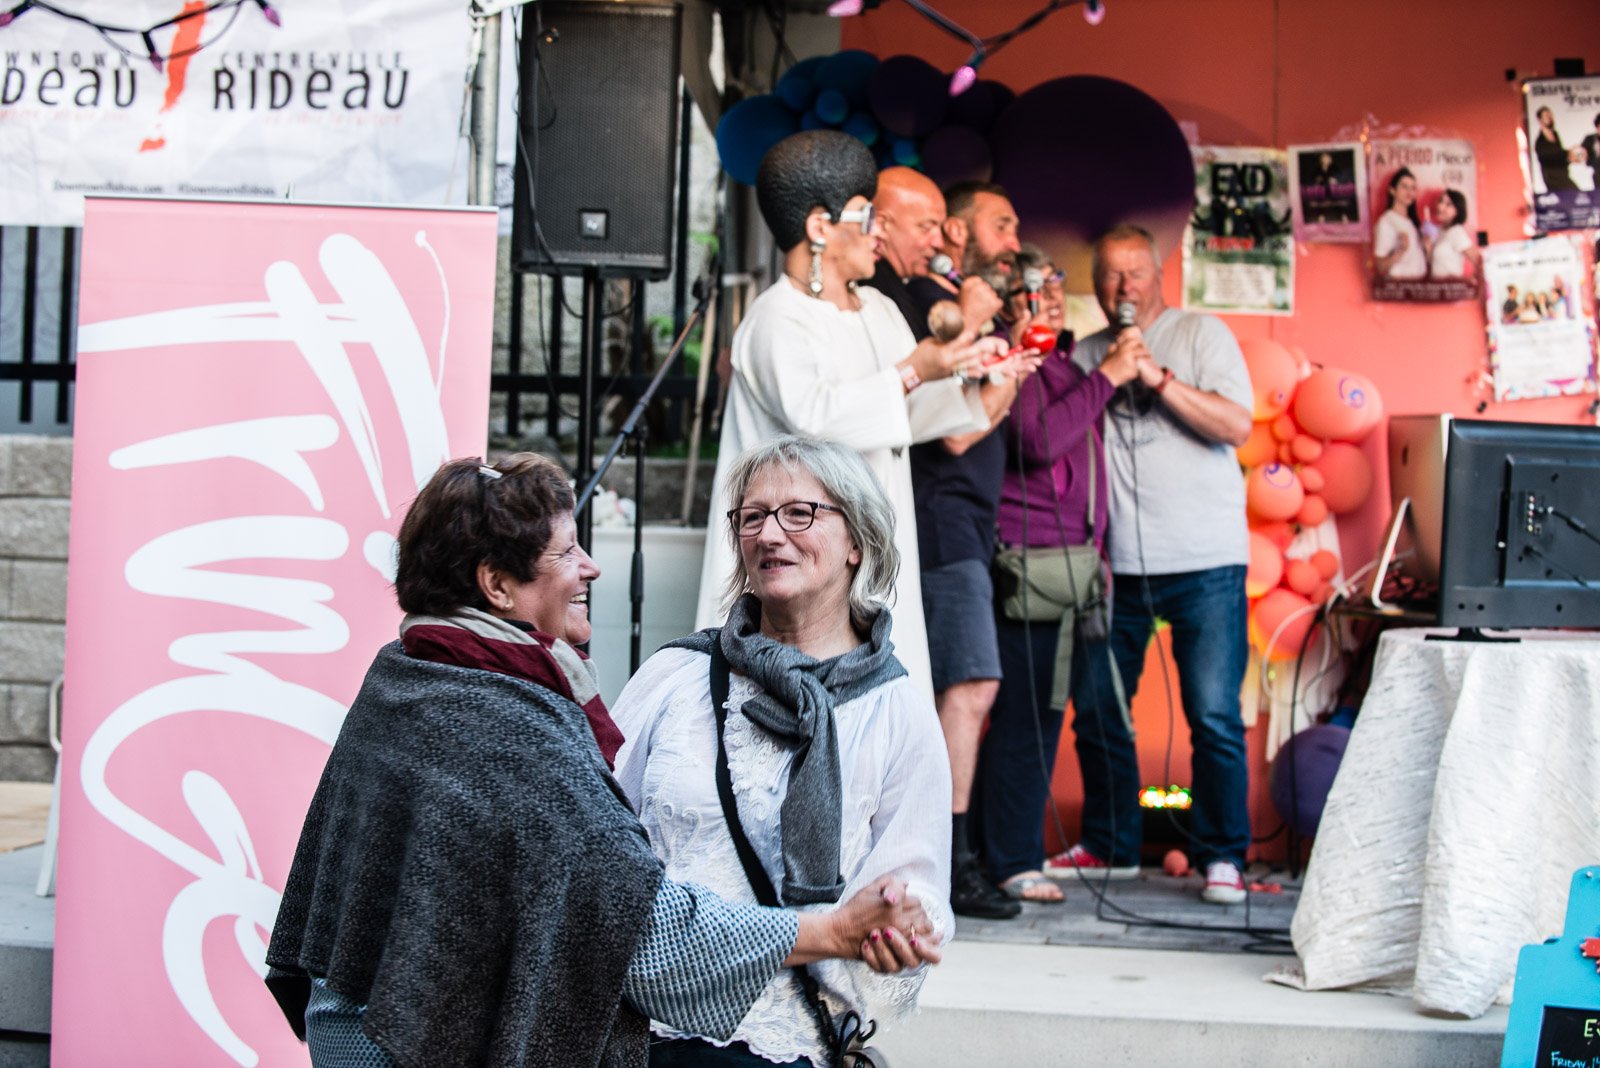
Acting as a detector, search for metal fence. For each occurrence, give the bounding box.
[0,226,78,435]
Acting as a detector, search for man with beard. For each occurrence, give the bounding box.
[890,181,1036,919]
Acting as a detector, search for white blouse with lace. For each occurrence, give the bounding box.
[612,646,954,1067]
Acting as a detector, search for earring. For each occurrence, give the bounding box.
[808,239,825,297]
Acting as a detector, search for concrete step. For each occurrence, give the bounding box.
[872,941,1508,1067]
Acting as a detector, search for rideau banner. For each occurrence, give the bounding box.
[54,197,496,1065]
[0,1,473,226]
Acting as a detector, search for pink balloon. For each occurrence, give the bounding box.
[1284,558,1320,596]
[1247,531,1285,598]
[1308,442,1373,515]
[1239,338,1300,421]
[1237,422,1277,468]
[1246,462,1305,522]
[1290,434,1324,463]
[1293,369,1372,441]
[1251,588,1314,661]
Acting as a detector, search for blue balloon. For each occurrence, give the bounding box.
[800,109,830,131]
[776,56,824,113]
[842,111,880,147]
[813,89,850,125]
[816,49,879,108]
[891,137,922,168]
[715,94,800,186]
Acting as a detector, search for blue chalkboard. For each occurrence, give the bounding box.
[1503,867,1600,1067]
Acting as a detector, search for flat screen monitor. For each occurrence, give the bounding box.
[1438,418,1600,630]
[1378,414,1451,593]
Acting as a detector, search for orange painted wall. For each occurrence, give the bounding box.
[843,1,1600,860]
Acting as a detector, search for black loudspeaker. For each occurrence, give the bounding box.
[511,0,682,280]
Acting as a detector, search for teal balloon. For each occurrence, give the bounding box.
[842,111,880,147]
[715,94,800,186]
[776,56,824,112]
[817,49,878,108]
[800,109,829,131]
[891,137,922,167]
[814,89,850,125]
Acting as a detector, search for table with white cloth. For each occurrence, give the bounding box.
[1290,627,1600,1018]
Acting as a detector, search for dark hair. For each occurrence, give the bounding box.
[942,180,1009,221]
[1386,167,1420,227]
[1437,188,1468,230]
[756,130,878,252]
[394,453,574,616]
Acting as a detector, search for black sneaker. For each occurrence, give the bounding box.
[951,854,1022,919]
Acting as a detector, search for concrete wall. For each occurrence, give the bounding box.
[0,436,69,782]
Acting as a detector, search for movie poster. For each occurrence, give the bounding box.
[1369,140,1480,303]
[1525,76,1600,233]
[1183,146,1294,316]
[1289,142,1368,243]
[1482,236,1597,401]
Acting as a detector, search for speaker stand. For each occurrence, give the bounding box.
[576,267,603,552]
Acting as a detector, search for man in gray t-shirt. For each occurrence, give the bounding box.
[1049,224,1256,906]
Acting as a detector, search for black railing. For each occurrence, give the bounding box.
[0,226,78,433]
[0,225,715,449]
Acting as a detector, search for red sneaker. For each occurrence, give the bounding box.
[1043,843,1140,879]
[1202,861,1247,905]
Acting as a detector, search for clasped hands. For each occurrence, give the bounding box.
[1103,327,1165,390]
[832,874,943,974]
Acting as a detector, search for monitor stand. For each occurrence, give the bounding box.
[1425,628,1521,643]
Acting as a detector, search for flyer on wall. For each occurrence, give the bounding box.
[1288,142,1368,243]
[1524,76,1600,233]
[1482,236,1597,401]
[1183,147,1294,316]
[1368,140,1481,303]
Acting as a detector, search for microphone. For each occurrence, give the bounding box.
[1023,266,1044,318]
[1116,300,1137,329]
[1112,301,1148,411]
[929,253,961,285]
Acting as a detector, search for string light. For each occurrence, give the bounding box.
[0,0,279,69]
[828,0,1107,95]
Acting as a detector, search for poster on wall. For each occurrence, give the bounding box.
[1183,146,1294,316]
[52,197,497,1066]
[1524,76,1600,233]
[1482,235,1597,401]
[0,0,473,227]
[1288,142,1368,243]
[1369,140,1481,303]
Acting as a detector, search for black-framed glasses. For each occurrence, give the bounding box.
[728,501,845,538]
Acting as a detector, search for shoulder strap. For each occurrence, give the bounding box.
[708,642,844,1067]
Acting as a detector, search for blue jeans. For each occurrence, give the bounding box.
[976,608,1073,883]
[1070,565,1251,870]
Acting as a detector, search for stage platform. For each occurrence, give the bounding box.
[0,794,1510,1065]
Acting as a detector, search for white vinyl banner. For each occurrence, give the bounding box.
[0,1,474,226]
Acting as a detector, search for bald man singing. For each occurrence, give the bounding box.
[863,172,1035,921]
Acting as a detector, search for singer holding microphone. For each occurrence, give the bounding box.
[693,130,1012,702]
[975,246,1139,905]
[1055,224,1256,905]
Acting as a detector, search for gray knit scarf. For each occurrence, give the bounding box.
[667,593,906,905]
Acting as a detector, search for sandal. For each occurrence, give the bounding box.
[999,871,1065,903]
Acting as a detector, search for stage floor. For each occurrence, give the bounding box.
[957,863,1301,955]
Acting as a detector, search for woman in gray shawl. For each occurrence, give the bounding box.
[265,452,934,1068]
[615,437,955,1067]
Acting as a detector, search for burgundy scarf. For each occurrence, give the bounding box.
[399,608,625,768]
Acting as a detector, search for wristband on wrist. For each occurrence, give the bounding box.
[899,362,923,394]
[1154,367,1175,395]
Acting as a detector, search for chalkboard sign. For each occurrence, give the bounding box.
[1537,1005,1600,1067]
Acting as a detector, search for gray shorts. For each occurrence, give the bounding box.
[921,557,1002,692]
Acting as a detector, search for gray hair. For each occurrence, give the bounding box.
[1091,223,1161,279]
[720,435,899,632]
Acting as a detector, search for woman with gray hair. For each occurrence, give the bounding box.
[615,436,953,1067]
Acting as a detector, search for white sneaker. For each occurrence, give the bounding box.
[1201,861,1247,904]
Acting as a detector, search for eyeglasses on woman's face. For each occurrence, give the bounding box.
[729,501,846,538]
[834,202,876,235]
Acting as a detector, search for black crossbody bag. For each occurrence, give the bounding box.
[707,642,891,1068]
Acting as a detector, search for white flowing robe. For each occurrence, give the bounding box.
[695,280,988,702]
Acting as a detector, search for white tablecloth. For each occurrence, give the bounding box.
[1290,628,1600,1017]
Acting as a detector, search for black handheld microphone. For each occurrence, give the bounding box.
[1023,266,1045,318]
[1116,300,1137,330]
[1112,301,1149,412]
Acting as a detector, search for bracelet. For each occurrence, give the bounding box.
[1154,367,1175,395]
[899,362,922,394]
